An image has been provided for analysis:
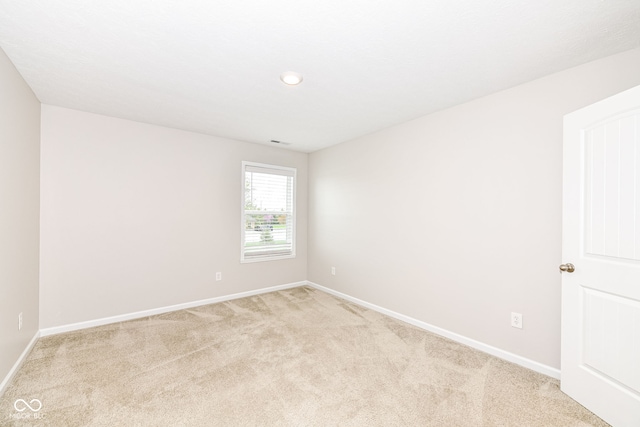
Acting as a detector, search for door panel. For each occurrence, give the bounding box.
[583,287,640,394]
[584,111,640,261]
[562,85,640,427]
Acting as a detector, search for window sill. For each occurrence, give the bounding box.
[240,253,296,263]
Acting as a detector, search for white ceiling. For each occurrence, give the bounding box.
[1,1,639,152]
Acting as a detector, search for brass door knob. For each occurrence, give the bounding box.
[559,263,575,273]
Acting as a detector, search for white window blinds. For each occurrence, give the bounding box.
[241,162,296,262]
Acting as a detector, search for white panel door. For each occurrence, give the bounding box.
[562,84,640,427]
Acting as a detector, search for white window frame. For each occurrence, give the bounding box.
[241,161,296,263]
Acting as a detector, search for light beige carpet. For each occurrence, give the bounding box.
[1,286,608,426]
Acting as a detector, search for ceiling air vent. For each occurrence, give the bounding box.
[270,140,291,146]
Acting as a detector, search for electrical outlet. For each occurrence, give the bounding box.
[511,312,523,329]
[216,272,222,281]
[18,312,23,331]
[331,267,336,276]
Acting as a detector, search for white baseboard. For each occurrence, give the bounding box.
[0,331,40,396]
[40,281,306,337]
[306,281,561,380]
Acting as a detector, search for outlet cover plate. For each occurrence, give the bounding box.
[511,312,523,329]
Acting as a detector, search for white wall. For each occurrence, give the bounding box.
[40,106,307,328]
[308,48,640,369]
[0,48,40,386]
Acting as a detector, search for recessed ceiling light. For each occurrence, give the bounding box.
[280,71,303,86]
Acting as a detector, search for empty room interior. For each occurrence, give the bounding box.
[1,1,640,426]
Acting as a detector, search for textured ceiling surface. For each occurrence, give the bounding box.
[1,0,639,152]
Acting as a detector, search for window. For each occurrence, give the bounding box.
[241,162,296,262]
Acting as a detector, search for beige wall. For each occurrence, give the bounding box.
[0,48,40,385]
[40,106,307,328]
[308,48,640,369]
